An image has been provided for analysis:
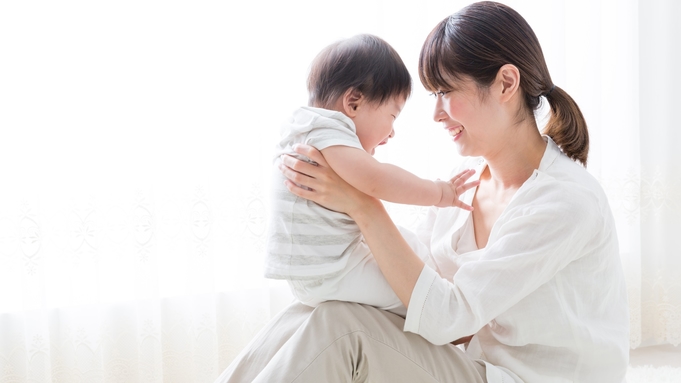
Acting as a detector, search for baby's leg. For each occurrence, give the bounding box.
[288,226,434,317]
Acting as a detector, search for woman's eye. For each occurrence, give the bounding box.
[429,90,451,98]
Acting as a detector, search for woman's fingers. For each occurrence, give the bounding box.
[293,144,330,168]
[283,179,315,199]
[279,146,363,214]
[278,145,331,191]
[278,159,318,191]
[280,154,320,180]
[278,145,336,197]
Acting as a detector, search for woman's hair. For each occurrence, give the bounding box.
[418,1,589,166]
[307,34,412,109]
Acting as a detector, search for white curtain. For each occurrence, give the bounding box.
[0,0,678,381]
[612,0,681,348]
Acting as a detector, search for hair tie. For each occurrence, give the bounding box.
[545,85,556,97]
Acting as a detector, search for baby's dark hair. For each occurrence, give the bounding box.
[307,34,412,108]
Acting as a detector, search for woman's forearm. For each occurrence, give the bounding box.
[349,199,425,308]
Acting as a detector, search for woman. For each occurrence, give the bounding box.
[217,2,629,382]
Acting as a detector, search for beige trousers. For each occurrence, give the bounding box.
[216,301,487,383]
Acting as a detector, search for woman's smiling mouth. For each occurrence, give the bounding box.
[447,125,464,139]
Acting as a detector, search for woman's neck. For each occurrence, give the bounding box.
[481,128,547,190]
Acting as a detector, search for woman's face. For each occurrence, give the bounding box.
[431,77,502,158]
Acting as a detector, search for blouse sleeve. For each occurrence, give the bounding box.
[415,207,438,255]
[404,174,606,345]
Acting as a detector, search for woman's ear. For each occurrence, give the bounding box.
[496,64,520,103]
[341,88,364,117]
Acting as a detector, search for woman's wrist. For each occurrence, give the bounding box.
[346,194,383,222]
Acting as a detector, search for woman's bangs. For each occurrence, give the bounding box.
[418,21,461,92]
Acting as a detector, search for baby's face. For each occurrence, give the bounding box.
[353,95,406,155]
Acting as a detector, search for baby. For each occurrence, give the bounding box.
[265,34,472,314]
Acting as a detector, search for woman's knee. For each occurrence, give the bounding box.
[308,301,371,328]
[312,300,358,318]
[309,301,403,336]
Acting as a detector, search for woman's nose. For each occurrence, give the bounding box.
[433,98,446,122]
[389,128,395,138]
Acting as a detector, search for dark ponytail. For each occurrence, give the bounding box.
[543,86,589,166]
[419,1,590,166]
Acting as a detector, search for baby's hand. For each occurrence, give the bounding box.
[434,169,479,210]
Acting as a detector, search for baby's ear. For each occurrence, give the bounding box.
[343,88,364,116]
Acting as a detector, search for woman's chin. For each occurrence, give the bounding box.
[453,144,471,158]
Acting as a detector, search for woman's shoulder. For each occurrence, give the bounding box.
[531,151,613,217]
[545,152,605,193]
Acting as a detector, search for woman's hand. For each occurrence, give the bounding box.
[282,144,427,308]
[278,144,378,216]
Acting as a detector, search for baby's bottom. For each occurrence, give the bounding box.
[289,251,407,316]
[288,226,434,317]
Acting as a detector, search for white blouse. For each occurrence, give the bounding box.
[404,137,629,383]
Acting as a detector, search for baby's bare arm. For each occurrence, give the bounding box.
[321,146,475,208]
